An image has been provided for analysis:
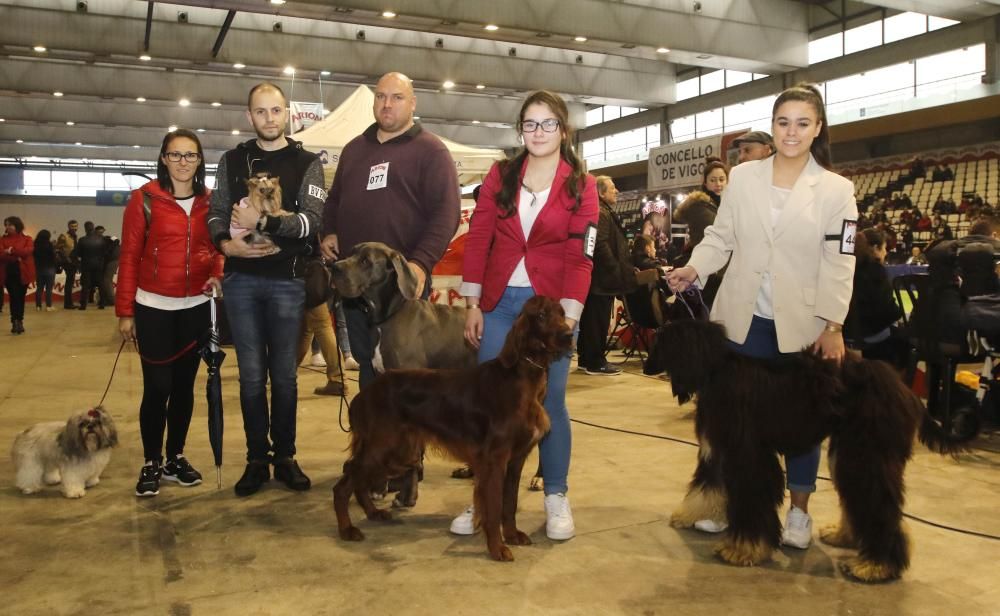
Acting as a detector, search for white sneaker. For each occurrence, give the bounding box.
[780,506,813,549]
[450,505,476,535]
[310,352,327,368]
[544,493,575,540]
[344,355,360,371]
[694,518,728,533]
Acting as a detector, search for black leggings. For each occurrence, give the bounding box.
[135,301,210,462]
[5,267,26,322]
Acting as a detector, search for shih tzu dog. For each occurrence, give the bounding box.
[229,173,293,251]
[12,407,118,498]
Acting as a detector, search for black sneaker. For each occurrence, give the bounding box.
[234,459,271,497]
[135,460,162,497]
[273,457,311,491]
[162,454,203,487]
[585,364,622,376]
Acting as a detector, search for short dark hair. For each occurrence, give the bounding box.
[4,216,24,233]
[247,82,287,110]
[68,219,78,226]
[969,216,999,236]
[156,128,207,196]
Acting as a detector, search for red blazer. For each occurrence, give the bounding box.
[0,232,35,287]
[115,180,224,318]
[462,157,598,313]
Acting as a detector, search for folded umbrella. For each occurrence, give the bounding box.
[200,288,226,489]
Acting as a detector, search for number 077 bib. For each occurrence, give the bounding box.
[367,162,389,191]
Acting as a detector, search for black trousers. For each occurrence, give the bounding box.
[5,268,27,322]
[79,265,105,308]
[135,301,210,462]
[63,265,77,307]
[576,293,614,370]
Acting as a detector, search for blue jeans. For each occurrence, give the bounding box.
[480,287,574,495]
[222,271,305,461]
[727,315,820,494]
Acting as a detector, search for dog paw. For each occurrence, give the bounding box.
[819,524,858,548]
[367,508,393,521]
[391,495,416,509]
[715,538,772,567]
[85,477,100,488]
[19,487,39,495]
[669,511,696,528]
[339,526,365,541]
[489,545,514,562]
[62,489,86,499]
[503,530,532,546]
[840,557,898,583]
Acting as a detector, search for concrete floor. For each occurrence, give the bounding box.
[2,307,999,616]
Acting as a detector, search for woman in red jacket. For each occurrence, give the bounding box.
[0,216,35,335]
[450,90,599,541]
[116,128,224,497]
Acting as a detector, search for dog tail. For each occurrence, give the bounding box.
[918,411,975,456]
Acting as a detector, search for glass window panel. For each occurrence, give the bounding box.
[752,73,769,80]
[603,106,621,121]
[77,172,104,189]
[205,175,216,190]
[808,32,843,64]
[725,70,753,87]
[916,45,985,85]
[700,70,724,94]
[676,77,700,101]
[723,96,775,132]
[585,106,605,127]
[884,12,926,43]
[695,108,723,136]
[670,115,696,142]
[844,21,882,55]
[928,16,959,31]
[23,170,50,188]
[51,171,77,188]
[646,125,661,148]
[582,139,605,160]
[620,106,640,117]
[103,173,131,190]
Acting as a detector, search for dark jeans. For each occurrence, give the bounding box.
[5,268,26,321]
[36,267,55,308]
[728,315,820,493]
[80,265,106,308]
[222,271,305,461]
[62,265,77,307]
[576,292,614,370]
[343,297,379,389]
[135,301,210,462]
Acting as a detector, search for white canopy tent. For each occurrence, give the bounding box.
[295,85,504,186]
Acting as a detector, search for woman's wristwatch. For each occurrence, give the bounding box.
[824,322,843,334]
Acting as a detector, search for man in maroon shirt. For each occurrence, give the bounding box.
[320,72,460,388]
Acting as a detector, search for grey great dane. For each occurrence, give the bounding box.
[330,241,477,506]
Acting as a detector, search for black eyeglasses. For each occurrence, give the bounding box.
[163,151,202,163]
[520,119,561,134]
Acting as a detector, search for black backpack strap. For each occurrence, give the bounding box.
[142,192,152,239]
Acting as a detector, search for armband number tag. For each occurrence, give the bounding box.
[840,219,857,255]
[583,223,597,259]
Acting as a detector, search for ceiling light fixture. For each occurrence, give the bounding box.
[442,80,455,89]
[484,24,498,31]
[16,139,24,143]
[656,47,670,54]
[53,91,63,97]
[283,66,295,75]
[211,101,222,107]
[382,10,396,18]
[0,118,5,122]
[66,121,75,126]
[574,36,587,42]
[196,128,205,133]
[33,45,47,52]
[231,129,240,135]
[233,62,245,69]
[320,70,331,76]
[136,97,146,102]
[75,141,82,146]
[179,98,191,107]
[472,120,480,124]
[476,84,486,89]
[133,144,141,148]
[139,54,151,61]
[168,125,178,132]
[270,0,286,5]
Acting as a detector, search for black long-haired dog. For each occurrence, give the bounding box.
[651,319,970,582]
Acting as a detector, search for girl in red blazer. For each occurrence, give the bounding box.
[116,129,224,497]
[0,216,35,335]
[452,91,599,541]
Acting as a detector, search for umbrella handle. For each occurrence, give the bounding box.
[209,287,220,353]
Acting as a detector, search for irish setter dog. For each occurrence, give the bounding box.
[332,295,574,561]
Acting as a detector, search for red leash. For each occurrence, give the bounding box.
[136,339,199,365]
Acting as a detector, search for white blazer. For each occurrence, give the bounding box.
[688,155,857,352]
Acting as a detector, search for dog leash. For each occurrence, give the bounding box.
[97,339,128,408]
[672,287,709,320]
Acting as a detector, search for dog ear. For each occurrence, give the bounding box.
[57,415,89,458]
[95,407,119,448]
[389,251,420,300]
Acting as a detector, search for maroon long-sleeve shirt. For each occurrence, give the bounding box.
[322,122,460,275]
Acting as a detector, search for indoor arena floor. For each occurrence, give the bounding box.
[2,308,998,616]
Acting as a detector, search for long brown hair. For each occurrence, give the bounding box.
[772,83,833,171]
[495,90,586,218]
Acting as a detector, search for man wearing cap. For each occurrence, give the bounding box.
[733,131,774,164]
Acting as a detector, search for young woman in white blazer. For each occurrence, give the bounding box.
[667,84,857,549]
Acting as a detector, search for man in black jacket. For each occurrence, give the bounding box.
[75,225,107,310]
[577,176,656,375]
[207,82,326,497]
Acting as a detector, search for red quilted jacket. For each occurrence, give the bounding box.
[0,232,35,287]
[115,181,224,318]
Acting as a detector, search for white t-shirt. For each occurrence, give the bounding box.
[507,184,551,287]
[135,195,212,311]
[753,185,791,319]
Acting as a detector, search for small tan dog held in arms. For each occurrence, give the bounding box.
[229,173,293,252]
[13,407,118,498]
